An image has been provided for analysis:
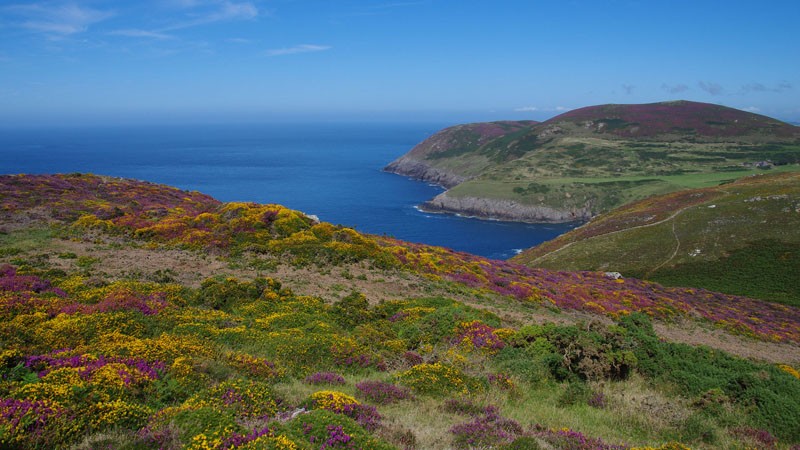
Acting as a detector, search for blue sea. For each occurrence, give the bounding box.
[0,123,577,260]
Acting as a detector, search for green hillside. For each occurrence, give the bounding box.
[513,172,800,306]
[384,121,537,188]
[2,174,800,449]
[386,101,800,222]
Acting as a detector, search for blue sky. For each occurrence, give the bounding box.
[0,0,798,125]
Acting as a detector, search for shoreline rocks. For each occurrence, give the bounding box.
[420,192,594,223]
[383,156,466,189]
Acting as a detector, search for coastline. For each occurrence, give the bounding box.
[420,192,593,224]
[385,158,592,224]
[383,156,466,189]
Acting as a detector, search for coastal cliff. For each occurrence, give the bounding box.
[421,191,594,223]
[383,156,466,188]
[383,120,536,189]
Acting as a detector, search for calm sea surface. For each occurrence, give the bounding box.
[0,123,578,260]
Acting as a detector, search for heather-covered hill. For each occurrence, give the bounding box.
[386,101,800,222]
[538,100,800,140]
[2,173,800,448]
[513,172,800,306]
[3,173,798,342]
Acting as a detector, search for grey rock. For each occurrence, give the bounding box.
[383,156,466,189]
[420,192,594,223]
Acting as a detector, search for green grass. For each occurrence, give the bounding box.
[0,227,56,253]
[521,172,800,306]
[620,314,800,442]
[544,164,800,188]
[651,239,800,307]
[450,165,800,201]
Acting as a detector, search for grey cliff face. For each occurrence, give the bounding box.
[421,192,594,223]
[383,157,466,189]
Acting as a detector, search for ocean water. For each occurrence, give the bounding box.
[0,123,578,260]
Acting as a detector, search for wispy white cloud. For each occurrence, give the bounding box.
[266,44,331,57]
[698,81,724,96]
[514,105,568,113]
[162,1,258,31]
[743,106,761,112]
[661,83,689,94]
[105,1,258,45]
[206,1,258,21]
[109,29,174,40]
[741,82,792,93]
[4,2,114,36]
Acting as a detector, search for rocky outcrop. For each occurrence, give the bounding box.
[383,156,466,189]
[421,192,594,223]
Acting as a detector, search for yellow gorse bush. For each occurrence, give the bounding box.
[779,364,800,380]
[630,443,692,450]
[395,362,482,396]
[309,390,359,411]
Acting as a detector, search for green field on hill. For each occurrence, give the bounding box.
[515,172,800,306]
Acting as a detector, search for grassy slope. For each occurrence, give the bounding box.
[2,174,800,449]
[513,172,800,306]
[386,121,537,179]
[399,101,800,217]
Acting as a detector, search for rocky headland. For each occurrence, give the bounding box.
[383,156,466,189]
[420,191,593,223]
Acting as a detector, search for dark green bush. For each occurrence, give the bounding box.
[331,291,374,328]
[281,409,395,449]
[619,313,800,442]
[391,298,501,346]
[492,347,549,385]
[557,381,592,407]
[194,276,268,310]
[507,322,636,382]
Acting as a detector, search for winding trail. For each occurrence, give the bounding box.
[647,218,681,277]
[528,188,731,268]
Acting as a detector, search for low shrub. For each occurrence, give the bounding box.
[304,390,382,431]
[619,313,800,442]
[557,381,592,407]
[194,276,267,310]
[304,372,346,385]
[331,291,374,328]
[183,379,278,419]
[306,391,359,412]
[531,424,626,450]
[441,398,491,417]
[450,406,524,449]
[355,380,413,405]
[395,362,485,397]
[282,409,393,449]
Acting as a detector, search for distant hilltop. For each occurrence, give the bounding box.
[385,100,800,223]
[542,100,799,139]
